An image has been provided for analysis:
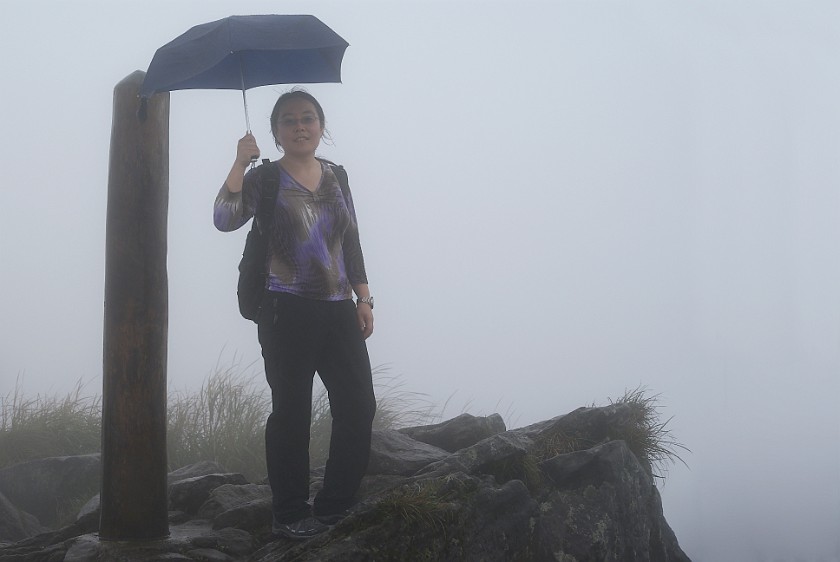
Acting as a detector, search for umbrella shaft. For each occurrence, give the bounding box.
[238,55,251,132]
[240,63,255,168]
[241,88,251,132]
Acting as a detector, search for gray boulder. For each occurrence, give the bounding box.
[211,497,272,532]
[414,430,532,479]
[367,429,449,476]
[170,474,248,515]
[536,440,685,561]
[399,412,507,452]
[0,490,46,544]
[0,453,100,528]
[73,494,101,534]
[71,460,240,532]
[188,527,255,558]
[197,484,271,520]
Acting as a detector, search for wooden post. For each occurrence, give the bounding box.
[101,70,170,540]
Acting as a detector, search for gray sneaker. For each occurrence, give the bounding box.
[272,516,329,540]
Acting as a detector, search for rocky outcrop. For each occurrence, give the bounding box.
[0,405,691,561]
[0,491,45,546]
[399,412,507,453]
[0,453,100,529]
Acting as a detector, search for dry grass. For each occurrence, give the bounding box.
[2,367,685,486]
[608,385,690,481]
[1,360,442,482]
[167,356,270,481]
[0,376,101,469]
[169,360,443,480]
[527,386,689,483]
[530,428,591,462]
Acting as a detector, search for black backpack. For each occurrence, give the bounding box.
[237,159,351,322]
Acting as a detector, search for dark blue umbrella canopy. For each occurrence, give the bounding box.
[139,15,349,98]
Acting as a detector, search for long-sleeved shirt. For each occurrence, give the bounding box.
[214,159,368,301]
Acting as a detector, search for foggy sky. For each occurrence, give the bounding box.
[2,1,839,560]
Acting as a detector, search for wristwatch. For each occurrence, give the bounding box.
[357,296,374,309]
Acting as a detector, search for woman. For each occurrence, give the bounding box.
[213,90,376,539]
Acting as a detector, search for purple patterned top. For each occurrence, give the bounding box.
[214,160,368,301]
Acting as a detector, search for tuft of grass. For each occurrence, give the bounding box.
[478,453,543,493]
[0,376,101,469]
[359,480,455,534]
[530,428,592,462]
[527,386,689,483]
[371,368,443,430]
[166,356,270,482]
[607,386,690,481]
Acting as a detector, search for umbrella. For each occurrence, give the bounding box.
[139,14,349,131]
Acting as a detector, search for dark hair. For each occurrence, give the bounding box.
[270,89,325,145]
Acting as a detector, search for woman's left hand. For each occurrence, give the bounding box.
[356,304,374,340]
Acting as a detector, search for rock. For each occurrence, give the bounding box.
[0,405,691,561]
[68,461,239,533]
[515,404,655,473]
[6,523,103,562]
[355,474,407,499]
[189,527,255,557]
[169,511,193,524]
[414,430,532,479]
[170,474,249,515]
[249,472,538,562]
[536,440,689,561]
[366,430,449,476]
[63,531,197,561]
[457,477,537,558]
[211,497,272,532]
[62,533,102,562]
[197,484,271,520]
[74,494,100,533]
[0,454,100,528]
[0,490,46,543]
[399,413,507,452]
[168,461,229,484]
[184,548,235,562]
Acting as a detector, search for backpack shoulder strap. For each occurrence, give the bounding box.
[315,157,350,194]
[254,160,281,232]
[330,164,350,194]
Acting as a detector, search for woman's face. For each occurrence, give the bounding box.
[272,98,324,157]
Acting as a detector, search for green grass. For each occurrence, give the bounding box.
[479,452,543,493]
[350,479,457,538]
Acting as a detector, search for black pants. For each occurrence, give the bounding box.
[258,291,376,523]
